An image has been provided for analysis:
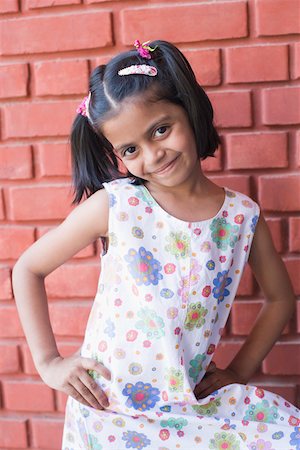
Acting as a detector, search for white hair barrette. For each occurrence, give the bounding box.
[118,64,158,77]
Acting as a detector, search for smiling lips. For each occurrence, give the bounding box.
[153,156,179,175]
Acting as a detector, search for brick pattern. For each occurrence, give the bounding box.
[0,0,299,447]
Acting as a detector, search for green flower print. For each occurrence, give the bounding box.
[209,431,241,449]
[243,399,279,423]
[160,417,188,430]
[165,367,184,392]
[192,397,221,416]
[165,231,191,259]
[87,353,104,381]
[210,218,239,251]
[189,353,206,383]
[136,307,165,339]
[184,302,208,331]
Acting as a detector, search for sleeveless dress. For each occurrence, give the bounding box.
[62,177,299,450]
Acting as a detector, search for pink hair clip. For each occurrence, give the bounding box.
[76,92,91,119]
[118,64,158,77]
[134,40,157,60]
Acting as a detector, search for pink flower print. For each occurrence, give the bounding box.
[222,210,228,217]
[234,214,244,224]
[145,294,153,302]
[194,228,201,236]
[98,340,107,352]
[288,415,300,426]
[159,429,170,440]
[164,263,176,274]
[219,256,226,263]
[174,327,181,335]
[108,435,116,442]
[145,206,152,213]
[143,340,151,347]
[128,196,139,206]
[255,388,265,398]
[202,286,211,297]
[114,298,122,306]
[126,329,138,342]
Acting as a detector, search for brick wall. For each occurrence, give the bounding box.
[0,0,299,448]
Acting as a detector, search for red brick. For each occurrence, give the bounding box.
[27,0,80,8]
[212,175,251,196]
[8,185,73,220]
[226,45,288,83]
[0,145,33,180]
[263,342,300,375]
[35,143,71,178]
[0,226,35,260]
[0,418,27,448]
[289,217,300,252]
[259,175,300,212]
[122,3,247,44]
[201,148,222,172]
[297,131,300,167]
[2,379,55,411]
[22,341,79,375]
[37,225,95,259]
[231,301,290,335]
[262,87,300,125]
[33,59,89,96]
[0,0,19,13]
[0,344,19,373]
[0,64,28,98]
[56,390,68,412]
[236,264,254,296]
[30,418,64,449]
[297,300,300,333]
[266,218,284,254]
[49,302,91,336]
[256,0,300,36]
[184,49,221,86]
[0,267,12,300]
[210,91,252,128]
[213,341,243,369]
[256,383,297,405]
[292,43,300,80]
[2,100,78,139]
[0,12,112,55]
[226,132,288,169]
[285,258,300,295]
[0,305,24,337]
[46,264,99,298]
[0,189,5,220]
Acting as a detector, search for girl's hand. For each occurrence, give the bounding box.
[193,362,245,400]
[39,353,112,410]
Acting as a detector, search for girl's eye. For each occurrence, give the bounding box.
[155,126,168,137]
[123,146,136,157]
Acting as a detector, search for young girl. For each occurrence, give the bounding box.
[13,40,299,450]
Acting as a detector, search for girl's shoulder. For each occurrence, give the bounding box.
[224,187,260,217]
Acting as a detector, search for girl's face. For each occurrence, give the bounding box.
[101,95,200,190]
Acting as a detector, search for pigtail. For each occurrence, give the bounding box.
[70,66,122,204]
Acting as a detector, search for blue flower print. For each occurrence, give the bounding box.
[290,426,300,449]
[188,353,206,383]
[206,260,215,271]
[122,430,151,449]
[125,247,163,286]
[251,215,259,233]
[243,399,279,423]
[212,270,232,304]
[108,193,117,207]
[122,381,161,412]
[104,318,115,338]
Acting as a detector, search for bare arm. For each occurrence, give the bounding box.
[12,188,112,409]
[195,212,296,398]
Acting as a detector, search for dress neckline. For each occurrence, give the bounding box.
[140,183,229,226]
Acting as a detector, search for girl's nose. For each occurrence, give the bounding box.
[142,144,165,167]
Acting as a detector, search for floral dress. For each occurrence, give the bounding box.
[62,177,299,450]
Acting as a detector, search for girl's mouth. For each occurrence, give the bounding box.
[153,155,180,175]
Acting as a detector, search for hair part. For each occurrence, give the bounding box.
[70,40,220,203]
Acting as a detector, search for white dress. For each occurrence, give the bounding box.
[62,177,299,450]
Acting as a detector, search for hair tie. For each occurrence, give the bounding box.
[134,40,157,60]
[76,92,91,120]
[118,64,157,77]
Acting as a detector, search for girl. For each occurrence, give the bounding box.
[13,40,299,450]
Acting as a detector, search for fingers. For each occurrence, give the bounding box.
[80,371,110,408]
[81,357,111,381]
[206,361,217,373]
[67,383,105,410]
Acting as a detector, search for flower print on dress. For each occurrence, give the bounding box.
[87,353,104,381]
[132,226,144,239]
[112,417,126,427]
[188,353,206,383]
[129,362,143,376]
[108,232,118,247]
[104,254,122,286]
[192,397,221,416]
[247,439,275,450]
[77,418,103,449]
[122,430,151,449]
[122,381,160,412]
[135,307,165,339]
[289,426,300,449]
[212,270,233,304]
[160,288,174,299]
[125,247,163,286]
[209,431,241,449]
[210,217,239,251]
[243,399,279,424]
[108,193,117,207]
[184,302,208,330]
[160,417,188,430]
[164,367,184,392]
[104,318,115,338]
[165,231,191,259]
[251,215,259,233]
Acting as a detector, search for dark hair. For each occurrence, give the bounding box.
[71,40,220,203]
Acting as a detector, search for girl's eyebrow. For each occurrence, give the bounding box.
[114,115,172,153]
